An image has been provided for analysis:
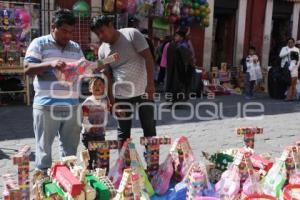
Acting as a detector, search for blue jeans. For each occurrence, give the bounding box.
[33,107,80,171]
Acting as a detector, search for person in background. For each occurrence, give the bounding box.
[286,51,300,101]
[157,36,171,87]
[24,9,84,173]
[91,16,156,144]
[243,46,262,99]
[166,31,193,103]
[185,27,196,66]
[279,38,300,68]
[141,29,155,60]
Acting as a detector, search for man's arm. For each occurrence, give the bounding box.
[24,62,51,75]
[140,48,155,100]
[103,67,114,105]
[24,60,66,76]
[279,47,289,58]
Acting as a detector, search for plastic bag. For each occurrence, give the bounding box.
[108,140,129,188]
[242,171,261,195]
[151,153,174,195]
[261,150,288,198]
[215,165,241,197]
[170,137,195,182]
[55,53,120,85]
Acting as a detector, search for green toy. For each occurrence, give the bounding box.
[43,181,66,199]
[86,174,110,200]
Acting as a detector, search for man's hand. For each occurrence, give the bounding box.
[146,82,156,101]
[51,60,66,71]
[93,64,107,74]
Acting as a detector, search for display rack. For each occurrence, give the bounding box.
[0,0,41,105]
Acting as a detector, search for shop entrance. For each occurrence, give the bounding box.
[269,0,293,67]
[212,0,238,68]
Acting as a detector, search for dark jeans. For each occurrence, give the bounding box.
[245,72,255,97]
[157,67,166,84]
[115,96,157,142]
[82,133,105,169]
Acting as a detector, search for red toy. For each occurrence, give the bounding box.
[50,164,84,197]
[250,154,273,173]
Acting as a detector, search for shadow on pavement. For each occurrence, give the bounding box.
[0,93,299,141]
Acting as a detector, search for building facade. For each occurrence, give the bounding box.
[43,0,300,70]
[200,0,300,70]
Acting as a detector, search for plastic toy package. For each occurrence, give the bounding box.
[54,53,120,85]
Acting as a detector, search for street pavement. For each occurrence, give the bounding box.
[1,92,300,192]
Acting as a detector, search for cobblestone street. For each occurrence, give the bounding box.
[1,93,300,191]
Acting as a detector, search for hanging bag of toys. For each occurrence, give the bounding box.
[170,136,196,182]
[215,151,242,199]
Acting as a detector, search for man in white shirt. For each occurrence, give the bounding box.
[279,37,300,68]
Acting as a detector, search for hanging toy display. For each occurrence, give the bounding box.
[162,0,210,27]
[2,9,10,30]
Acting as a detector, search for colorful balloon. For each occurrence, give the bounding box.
[203,17,210,27]
[195,16,201,22]
[187,16,194,25]
[199,0,207,5]
[194,9,200,16]
[193,3,200,9]
[72,0,90,17]
[189,8,194,16]
[199,5,205,12]
[205,7,210,14]
[182,7,189,16]
[200,11,206,18]
[19,10,30,29]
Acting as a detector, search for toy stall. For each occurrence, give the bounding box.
[3,127,300,200]
[0,0,40,105]
[202,63,244,97]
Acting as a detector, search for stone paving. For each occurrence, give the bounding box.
[1,93,300,192]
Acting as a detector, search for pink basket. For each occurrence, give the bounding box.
[242,193,276,200]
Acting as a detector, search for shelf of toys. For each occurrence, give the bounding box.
[3,128,300,199]
[0,0,40,105]
[202,63,243,97]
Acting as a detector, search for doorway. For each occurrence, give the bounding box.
[269,0,293,67]
[211,0,238,68]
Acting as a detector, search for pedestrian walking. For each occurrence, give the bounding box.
[286,51,300,101]
[157,36,171,87]
[279,38,300,68]
[166,31,193,103]
[242,46,263,99]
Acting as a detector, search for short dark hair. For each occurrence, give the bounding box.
[249,46,256,51]
[287,37,295,43]
[175,31,186,39]
[91,15,113,32]
[52,9,76,27]
[89,77,105,91]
